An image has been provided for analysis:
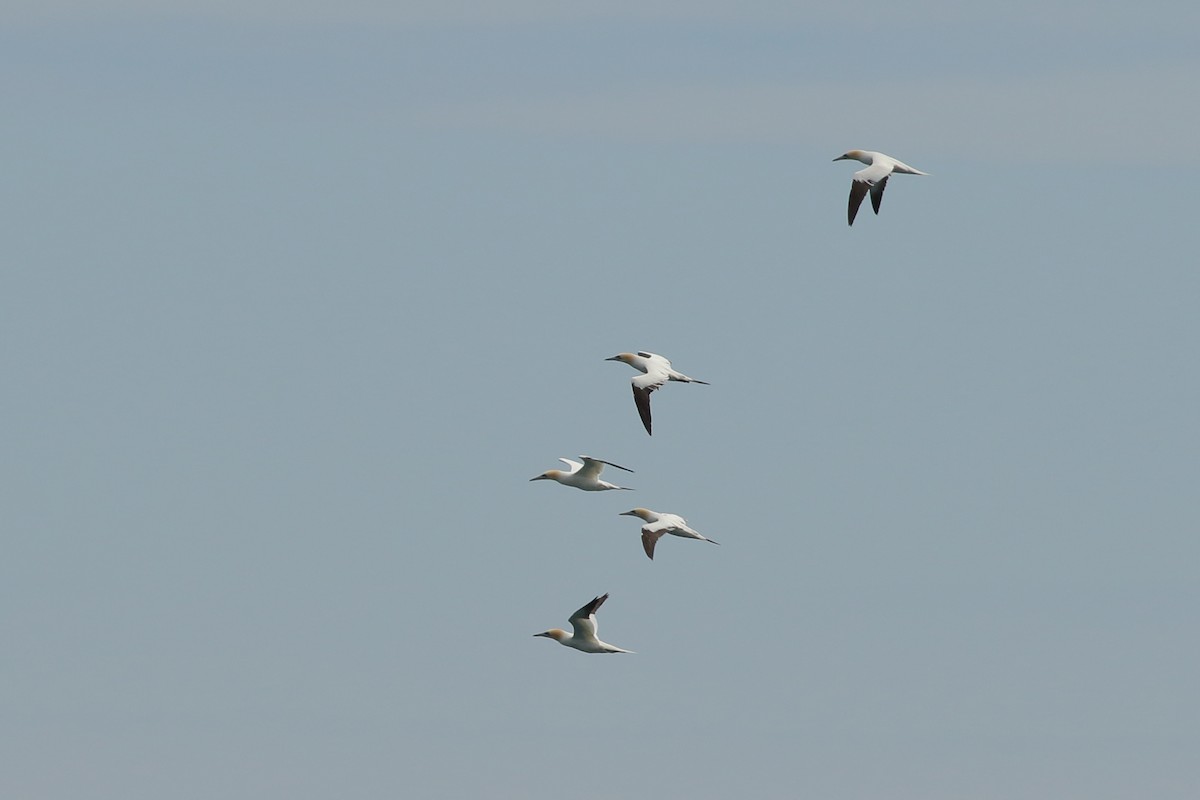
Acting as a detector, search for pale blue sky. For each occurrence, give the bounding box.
[3,3,1198,799]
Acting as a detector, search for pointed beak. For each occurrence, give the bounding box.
[604,355,621,361]
[832,154,847,161]
[619,510,636,516]
[529,475,547,481]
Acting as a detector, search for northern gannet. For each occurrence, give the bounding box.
[605,351,709,436]
[833,150,928,225]
[529,455,634,491]
[620,507,719,560]
[534,593,634,654]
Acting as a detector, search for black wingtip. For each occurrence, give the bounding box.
[869,175,888,215]
[632,385,653,435]
[848,179,870,226]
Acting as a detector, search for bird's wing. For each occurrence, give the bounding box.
[642,518,672,535]
[631,371,666,437]
[848,162,892,225]
[580,456,634,474]
[574,458,603,480]
[557,458,584,474]
[855,161,893,184]
[569,594,608,639]
[641,529,666,560]
[869,175,888,214]
[848,179,869,225]
[631,384,655,435]
[632,369,668,392]
[656,514,699,537]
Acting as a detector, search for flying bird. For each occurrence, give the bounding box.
[620,507,719,560]
[605,351,709,435]
[534,593,634,654]
[833,150,928,225]
[529,456,635,491]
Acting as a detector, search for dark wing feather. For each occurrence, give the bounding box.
[570,594,608,622]
[632,385,653,435]
[848,180,869,226]
[593,458,634,473]
[641,530,664,560]
[869,175,888,214]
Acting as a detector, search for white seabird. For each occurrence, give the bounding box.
[529,456,634,491]
[833,150,928,225]
[605,351,709,436]
[534,593,634,654]
[620,507,719,560]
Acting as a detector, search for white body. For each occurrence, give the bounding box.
[534,594,633,654]
[833,149,928,225]
[620,507,720,560]
[530,455,634,491]
[605,351,709,436]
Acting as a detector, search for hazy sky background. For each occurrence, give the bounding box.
[3,2,1198,798]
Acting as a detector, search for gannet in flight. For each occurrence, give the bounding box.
[620,507,719,560]
[534,593,634,654]
[605,351,709,435]
[529,456,634,491]
[833,150,928,225]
